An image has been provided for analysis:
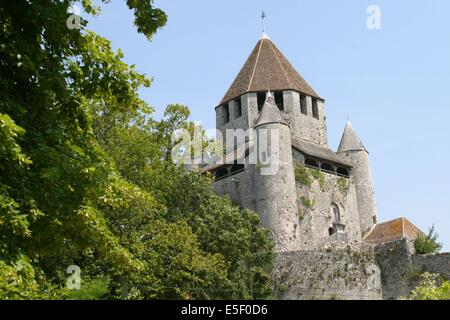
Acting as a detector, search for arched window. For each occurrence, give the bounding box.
[329,203,342,237]
[320,162,335,174]
[305,158,319,169]
[337,167,349,178]
[331,203,341,223]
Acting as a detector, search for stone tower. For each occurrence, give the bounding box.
[254,92,301,252]
[337,121,377,237]
[205,33,377,250]
[215,34,328,147]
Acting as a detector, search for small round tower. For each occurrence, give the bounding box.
[254,92,301,252]
[337,121,377,237]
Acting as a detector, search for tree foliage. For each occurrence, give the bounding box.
[407,272,450,300]
[414,225,442,255]
[95,102,273,299]
[0,0,273,299]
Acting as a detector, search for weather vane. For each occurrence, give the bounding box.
[261,10,266,34]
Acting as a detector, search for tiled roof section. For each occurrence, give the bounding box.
[291,137,352,167]
[219,37,321,105]
[363,218,423,245]
[201,137,352,174]
[199,142,252,174]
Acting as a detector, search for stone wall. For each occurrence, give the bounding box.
[273,242,382,300]
[412,253,450,280]
[273,238,450,300]
[216,93,255,146]
[375,239,415,299]
[215,168,256,211]
[291,155,362,249]
[283,91,328,146]
[376,238,450,299]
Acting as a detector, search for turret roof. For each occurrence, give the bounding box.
[219,35,321,105]
[255,91,287,127]
[337,121,367,153]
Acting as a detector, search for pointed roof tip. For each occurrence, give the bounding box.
[337,121,367,153]
[345,120,354,132]
[261,32,270,40]
[219,36,321,105]
[255,94,287,127]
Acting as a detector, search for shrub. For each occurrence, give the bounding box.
[407,272,450,300]
[310,169,326,190]
[294,163,313,187]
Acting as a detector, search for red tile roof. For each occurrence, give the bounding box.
[363,217,423,245]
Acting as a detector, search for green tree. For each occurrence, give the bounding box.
[162,171,274,299]
[0,0,215,299]
[96,104,274,299]
[415,225,442,254]
[94,178,229,299]
[1,0,273,299]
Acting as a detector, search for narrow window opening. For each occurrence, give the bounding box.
[329,227,335,236]
[274,91,284,111]
[312,98,319,120]
[223,104,230,124]
[300,94,307,115]
[257,92,266,111]
[234,98,242,118]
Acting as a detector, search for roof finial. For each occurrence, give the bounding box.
[261,10,266,34]
[261,10,270,39]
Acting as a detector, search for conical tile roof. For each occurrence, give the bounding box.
[220,35,321,105]
[255,92,287,127]
[337,121,367,153]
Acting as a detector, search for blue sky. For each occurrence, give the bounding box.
[86,0,450,250]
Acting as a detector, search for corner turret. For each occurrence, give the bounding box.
[337,121,377,237]
[254,92,301,251]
